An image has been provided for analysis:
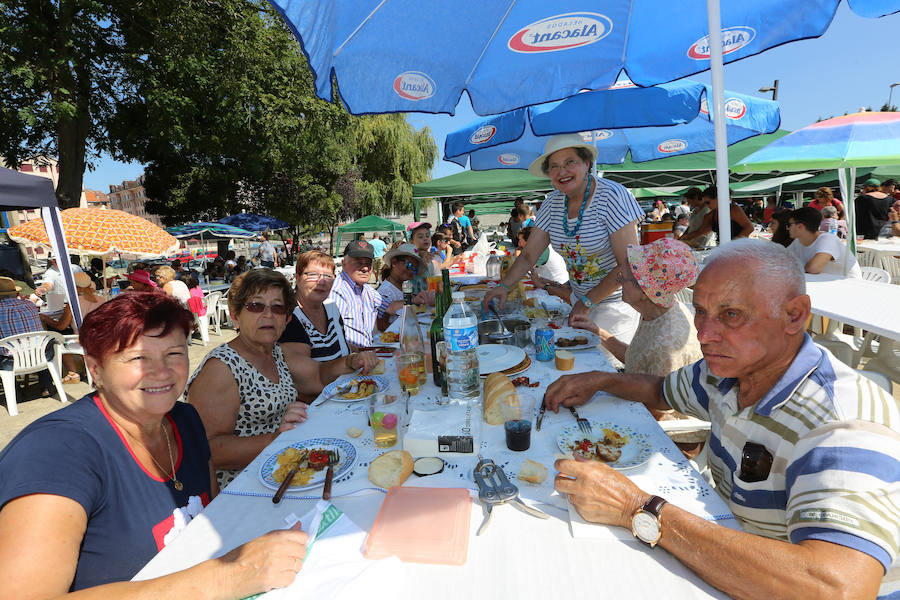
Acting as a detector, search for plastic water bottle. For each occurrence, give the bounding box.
[485,251,501,281]
[443,291,480,404]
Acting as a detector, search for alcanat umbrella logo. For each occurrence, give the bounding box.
[470,125,497,145]
[688,26,755,59]
[508,13,613,53]
[658,139,687,153]
[393,71,436,101]
[584,129,613,142]
[498,153,520,165]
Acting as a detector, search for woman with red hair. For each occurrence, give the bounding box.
[0,292,307,597]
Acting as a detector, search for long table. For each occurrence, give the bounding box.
[136,346,737,598]
[805,273,900,342]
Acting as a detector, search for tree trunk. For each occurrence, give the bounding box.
[55,114,89,209]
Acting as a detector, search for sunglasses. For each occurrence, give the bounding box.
[243,302,289,315]
[404,259,419,273]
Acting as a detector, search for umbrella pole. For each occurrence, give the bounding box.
[705,0,732,246]
[837,167,857,276]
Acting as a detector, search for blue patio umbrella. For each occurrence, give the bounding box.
[268,0,898,117]
[165,222,258,240]
[218,213,290,233]
[444,81,780,169]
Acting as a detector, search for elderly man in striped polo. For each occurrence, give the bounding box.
[548,239,899,599]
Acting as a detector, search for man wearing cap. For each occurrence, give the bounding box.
[330,240,382,348]
[546,240,899,598]
[0,276,54,395]
[854,178,892,240]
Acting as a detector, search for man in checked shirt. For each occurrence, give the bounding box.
[0,276,55,397]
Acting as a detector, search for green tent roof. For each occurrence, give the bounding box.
[412,169,552,200]
[334,215,406,255]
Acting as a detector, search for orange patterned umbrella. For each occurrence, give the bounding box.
[7,207,179,258]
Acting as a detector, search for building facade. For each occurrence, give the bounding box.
[107,174,162,226]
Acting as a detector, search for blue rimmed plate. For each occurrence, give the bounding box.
[320,374,391,403]
[556,421,652,470]
[259,437,357,491]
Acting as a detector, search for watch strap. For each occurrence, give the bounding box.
[581,295,594,309]
[642,495,667,517]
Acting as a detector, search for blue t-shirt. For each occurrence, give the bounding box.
[457,215,472,230]
[368,238,387,258]
[0,394,212,591]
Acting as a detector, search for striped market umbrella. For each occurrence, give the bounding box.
[734,111,900,274]
[165,222,258,240]
[7,207,179,259]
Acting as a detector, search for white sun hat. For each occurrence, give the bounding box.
[527,133,599,177]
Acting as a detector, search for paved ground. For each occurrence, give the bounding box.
[0,328,238,450]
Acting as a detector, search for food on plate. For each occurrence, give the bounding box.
[307,449,330,471]
[518,459,548,484]
[347,426,363,438]
[511,376,540,388]
[368,450,415,488]
[556,336,589,348]
[483,372,521,425]
[371,359,385,375]
[569,429,630,464]
[523,307,549,319]
[341,378,378,399]
[413,457,445,477]
[555,349,574,371]
[271,447,315,486]
[413,304,427,314]
[379,332,399,343]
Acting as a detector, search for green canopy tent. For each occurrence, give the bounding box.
[333,215,406,256]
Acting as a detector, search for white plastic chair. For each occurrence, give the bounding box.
[0,331,67,416]
[194,312,210,346]
[216,290,232,330]
[860,266,891,283]
[205,291,223,336]
[57,334,93,389]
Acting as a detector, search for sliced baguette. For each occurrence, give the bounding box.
[518,459,548,484]
[368,450,414,489]
[483,372,520,425]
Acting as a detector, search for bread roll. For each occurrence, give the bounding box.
[371,359,385,375]
[483,372,521,425]
[368,450,414,489]
[555,349,574,371]
[518,459,548,484]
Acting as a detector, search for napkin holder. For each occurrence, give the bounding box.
[403,405,479,457]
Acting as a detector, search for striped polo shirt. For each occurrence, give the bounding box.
[663,335,900,594]
[328,270,381,348]
[535,177,644,299]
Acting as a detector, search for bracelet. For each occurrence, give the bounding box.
[581,295,595,309]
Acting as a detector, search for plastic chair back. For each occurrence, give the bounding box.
[860,266,891,284]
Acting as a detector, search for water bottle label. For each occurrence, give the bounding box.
[447,325,478,351]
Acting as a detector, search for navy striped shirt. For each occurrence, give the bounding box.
[535,177,643,298]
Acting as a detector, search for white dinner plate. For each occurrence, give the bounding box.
[477,344,527,376]
[320,374,391,403]
[556,421,652,470]
[259,438,357,491]
[551,327,602,350]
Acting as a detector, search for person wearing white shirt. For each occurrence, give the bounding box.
[786,207,861,278]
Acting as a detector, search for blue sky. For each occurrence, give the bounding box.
[83,3,900,191]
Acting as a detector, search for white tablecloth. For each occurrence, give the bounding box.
[136,346,738,598]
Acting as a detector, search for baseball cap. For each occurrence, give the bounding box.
[343,239,375,259]
[863,178,881,188]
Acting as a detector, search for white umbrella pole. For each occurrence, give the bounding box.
[706,0,731,245]
[837,167,857,276]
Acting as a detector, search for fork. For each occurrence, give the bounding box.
[569,406,593,435]
[322,450,340,500]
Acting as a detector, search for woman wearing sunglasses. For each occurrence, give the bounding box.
[187,269,358,487]
[375,244,426,332]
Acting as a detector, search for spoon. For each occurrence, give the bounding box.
[488,301,513,341]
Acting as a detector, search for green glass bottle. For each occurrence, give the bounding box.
[429,294,445,387]
[441,268,452,308]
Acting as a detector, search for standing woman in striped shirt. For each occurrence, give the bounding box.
[484,134,645,352]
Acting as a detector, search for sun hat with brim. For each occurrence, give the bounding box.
[626,238,699,309]
[0,277,21,297]
[74,272,93,288]
[528,133,599,177]
[125,269,158,288]
[383,243,427,273]
[863,178,881,188]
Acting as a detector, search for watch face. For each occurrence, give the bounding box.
[632,511,660,543]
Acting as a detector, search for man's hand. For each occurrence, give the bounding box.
[413,290,435,306]
[544,371,603,412]
[554,458,648,529]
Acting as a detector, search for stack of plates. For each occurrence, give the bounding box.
[477,344,529,377]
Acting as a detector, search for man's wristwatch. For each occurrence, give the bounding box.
[580,295,595,309]
[631,495,667,548]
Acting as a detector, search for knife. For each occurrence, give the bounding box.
[272,449,309,504]
[536,391,547,431]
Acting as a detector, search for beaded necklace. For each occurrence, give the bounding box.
[562,176,594,237]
